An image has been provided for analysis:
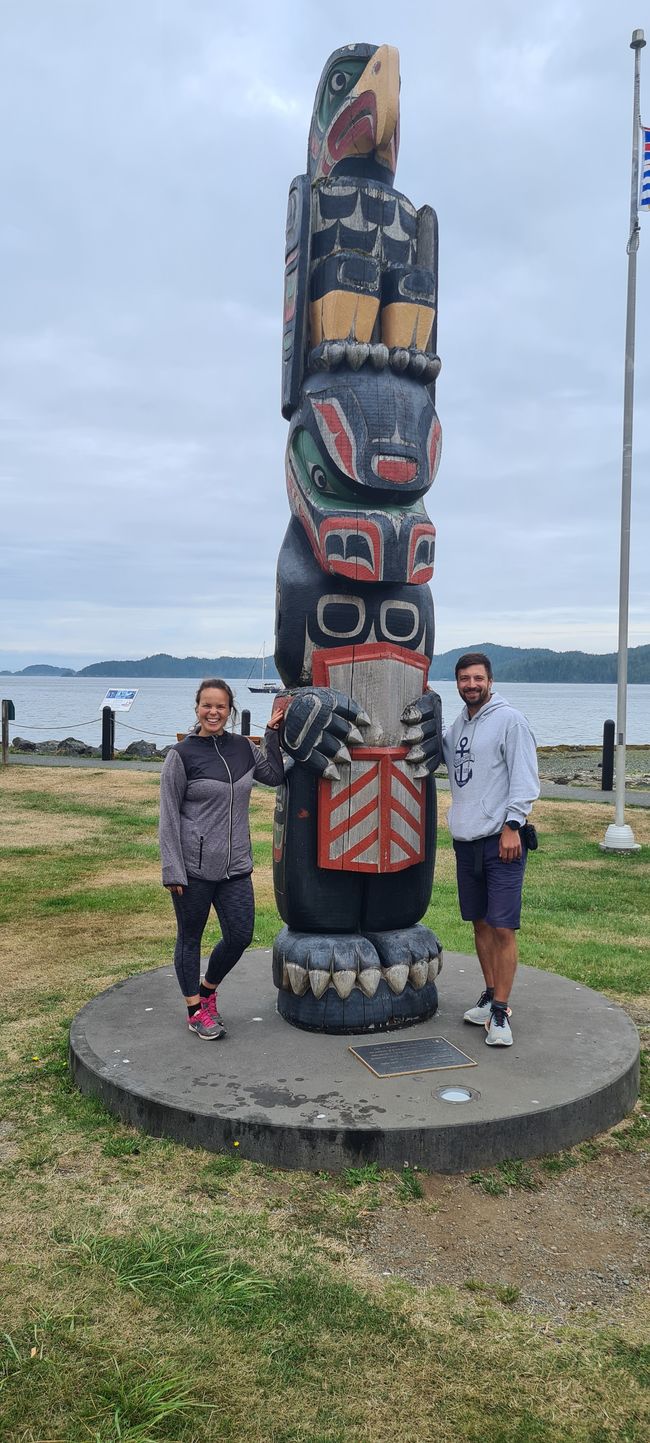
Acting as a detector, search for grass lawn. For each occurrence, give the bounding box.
[0,765,648,1443]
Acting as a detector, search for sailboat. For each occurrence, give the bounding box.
[248,643,282,694]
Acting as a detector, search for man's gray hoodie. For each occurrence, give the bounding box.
[442,692,539,842]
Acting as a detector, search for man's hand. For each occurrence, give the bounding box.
[499,826,522,862]
[165,883,185,894]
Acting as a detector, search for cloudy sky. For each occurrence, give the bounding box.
[1,0,649,669]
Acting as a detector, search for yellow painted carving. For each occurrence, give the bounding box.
[310,292,379,345]
[381,301,434,351]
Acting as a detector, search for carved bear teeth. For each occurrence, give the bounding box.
[408,960,429,990]
[380,963,410,994]
[428,952,443,981]
[286,963,309,996]
[331,970,357,999]
[356,967,382,998]
[280,954,441,998]
[307,966,330,1000]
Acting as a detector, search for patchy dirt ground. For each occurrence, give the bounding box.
[355,997,649,1326]
[356,1147,649,1324]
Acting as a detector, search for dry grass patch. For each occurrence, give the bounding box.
[0,915,170,1049]
[524,915,640,949]
[1,766,160,806]
[564,858,650,873]
[1,809,107,848]
[2,907,169,962]
[430,846,456,882]
[81,863,161,889]
[253,866,276,909]
[533,795,650,844]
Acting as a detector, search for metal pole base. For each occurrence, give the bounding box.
[600,822,641,853]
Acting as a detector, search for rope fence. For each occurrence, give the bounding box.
[5,717,270,739]
[6,715,180,742]
[6,717,102,731]
[3,706,273,753]
[114,720,179,739]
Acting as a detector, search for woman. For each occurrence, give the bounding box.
[159,678,287,1039]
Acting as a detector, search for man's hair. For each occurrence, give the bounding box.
[454,651,493,680]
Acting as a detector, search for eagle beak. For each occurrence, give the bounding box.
[316,44,401,179]
[354,44,400,165]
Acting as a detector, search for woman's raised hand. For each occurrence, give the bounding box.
[268,695,291,730]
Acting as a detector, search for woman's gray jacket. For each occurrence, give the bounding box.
[159,728,285,886]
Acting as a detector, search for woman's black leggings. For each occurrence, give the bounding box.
[170,873,255,998]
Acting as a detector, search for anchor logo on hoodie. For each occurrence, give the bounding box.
[454,734,474,788]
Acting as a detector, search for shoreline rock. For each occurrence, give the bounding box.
[9,736,169,761]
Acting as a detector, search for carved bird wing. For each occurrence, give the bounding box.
[281,173,311,419]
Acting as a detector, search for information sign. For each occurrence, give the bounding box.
[100,688,139,712]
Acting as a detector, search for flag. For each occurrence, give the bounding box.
[641,126,650,211]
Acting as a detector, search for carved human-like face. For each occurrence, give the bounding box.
[196,687,231,737]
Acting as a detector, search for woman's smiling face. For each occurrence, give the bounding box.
[196,687,231,737]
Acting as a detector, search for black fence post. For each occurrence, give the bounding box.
[241,709,251,737]
[1,698,15,767]
[601,718,615,791]
[102,706,115,761]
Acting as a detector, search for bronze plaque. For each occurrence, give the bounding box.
[349,1036,477,1078]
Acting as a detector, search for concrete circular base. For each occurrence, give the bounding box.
[69,951,639,1173]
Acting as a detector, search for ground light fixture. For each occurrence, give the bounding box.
[434,1085,479,1104]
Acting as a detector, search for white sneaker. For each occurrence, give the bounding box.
[463,989,493,1025]
[485,1008,513,1047]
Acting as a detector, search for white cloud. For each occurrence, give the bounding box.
[0,0,648,670]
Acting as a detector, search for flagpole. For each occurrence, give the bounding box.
[602,28,645,854]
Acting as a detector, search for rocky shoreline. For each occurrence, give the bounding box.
[10,735,173,761]
[535,745,650,790]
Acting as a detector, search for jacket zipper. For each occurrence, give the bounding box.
[198,837,203,869]
[214,737,234,878]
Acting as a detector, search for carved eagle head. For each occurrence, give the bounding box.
[307,43,400,184]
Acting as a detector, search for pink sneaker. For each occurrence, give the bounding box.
[203,989,226,1032]
[188,1004,225,1040]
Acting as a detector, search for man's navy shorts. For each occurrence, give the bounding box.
[453,834,528,930]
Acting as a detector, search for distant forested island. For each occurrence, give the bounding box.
[429,643,650,683]
[1,654,276,679]
[3,643,650,683]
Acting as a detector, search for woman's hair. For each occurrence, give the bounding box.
[193,678,238,731]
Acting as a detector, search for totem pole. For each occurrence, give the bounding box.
[272,43,443,1032]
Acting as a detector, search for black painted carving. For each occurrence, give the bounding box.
[274,43,443,1032]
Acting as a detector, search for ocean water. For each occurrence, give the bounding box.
[3,674,650,749]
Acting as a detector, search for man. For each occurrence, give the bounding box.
[442,652,539,1047]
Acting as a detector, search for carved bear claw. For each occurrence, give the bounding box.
[273,925,442,1000]
[282,688,370,779]
[401,689,443,778]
